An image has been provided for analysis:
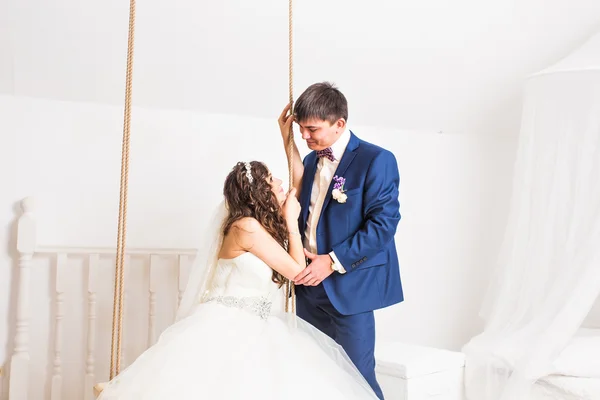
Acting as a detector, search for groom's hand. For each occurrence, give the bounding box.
[293,249,333,286]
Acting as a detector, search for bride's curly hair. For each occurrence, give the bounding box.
[222,161,289,285]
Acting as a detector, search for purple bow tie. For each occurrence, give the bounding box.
[316,147,335,162]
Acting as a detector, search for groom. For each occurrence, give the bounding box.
[279,82,403,399]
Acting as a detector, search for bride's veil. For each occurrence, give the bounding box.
[175,200,228,322]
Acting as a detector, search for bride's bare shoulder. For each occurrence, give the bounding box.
[231,217,263,232]
[230,217,266,236]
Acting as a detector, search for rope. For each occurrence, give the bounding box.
[109,0,136,380]
[286,0,294,185]
[285,0,296,314]
[106,0,295,381]
[288,0,294,114]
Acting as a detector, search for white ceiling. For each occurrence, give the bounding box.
[1,0,599,135]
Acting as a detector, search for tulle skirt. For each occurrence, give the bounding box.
[98,301,378,399]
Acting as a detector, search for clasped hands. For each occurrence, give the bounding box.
[293,248,334,286]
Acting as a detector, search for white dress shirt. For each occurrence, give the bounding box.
[303,128,351,273]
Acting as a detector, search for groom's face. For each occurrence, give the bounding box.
[297,118,346,151]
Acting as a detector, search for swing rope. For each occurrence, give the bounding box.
[285,0,297,314]
[97,0,296,394]
[109,0,136,381]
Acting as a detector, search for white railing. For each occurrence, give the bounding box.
[7,197,197,400]
[10,197,35,400]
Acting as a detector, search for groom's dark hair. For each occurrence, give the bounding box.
[294,82,348,125]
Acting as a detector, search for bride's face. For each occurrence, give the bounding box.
[268,174,286,205]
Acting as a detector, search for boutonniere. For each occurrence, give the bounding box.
[332,175,348,203]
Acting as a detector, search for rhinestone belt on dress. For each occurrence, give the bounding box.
[202,295,272,319]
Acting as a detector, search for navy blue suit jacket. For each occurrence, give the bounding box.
[299,132,403,315]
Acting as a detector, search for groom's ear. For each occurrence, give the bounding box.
[335,118,346,130]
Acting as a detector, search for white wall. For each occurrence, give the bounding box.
[0,94,516,391]
[1,0,600,134]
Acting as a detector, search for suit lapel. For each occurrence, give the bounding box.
[300,152,318,233]
[319,132,360,219]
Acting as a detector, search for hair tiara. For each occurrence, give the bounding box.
[244,162,253,184]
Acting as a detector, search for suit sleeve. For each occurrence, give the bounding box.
[331,150,400,272]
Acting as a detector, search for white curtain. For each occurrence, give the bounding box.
[462,33,600,400]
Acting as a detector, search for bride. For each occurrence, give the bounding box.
[97,160,379,399]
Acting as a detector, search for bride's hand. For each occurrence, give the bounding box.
[282,188,301,224]
[278,102,294,142]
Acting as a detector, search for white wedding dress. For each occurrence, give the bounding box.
[98,251,378,399]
